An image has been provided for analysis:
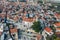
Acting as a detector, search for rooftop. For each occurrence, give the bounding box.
[22,17,35,22]
[44,27,52,33]
[54,22,60,27]
[54,13,60,18]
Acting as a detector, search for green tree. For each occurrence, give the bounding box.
[46,35,60,40]
[38,1,43,4]
[50,25,56,33]
[55,37,60,40]
[46,34,57,40]
[31,21,42,33]
[52,34,57,40]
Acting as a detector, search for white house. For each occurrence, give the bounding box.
[44,27,53,36]
[54,22,60,32]
[54,13,60,22]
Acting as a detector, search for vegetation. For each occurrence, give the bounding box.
[55,37,60,40]
[38,1,43,4]
[46,34,57,40]
[50,25,56,33]
[31,21,42,33]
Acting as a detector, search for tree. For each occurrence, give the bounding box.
[52,34,57,40]
[50,25,56,33]
[31,21,42,33]
[55,37,60,40]
[46,34,57,40]
[38,1,43,4]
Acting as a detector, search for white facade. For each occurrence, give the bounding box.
[0,24,3,32]
[44,30,53,36]
[23,21,33,28]
[1,33,4,40]
[56,30,60,32]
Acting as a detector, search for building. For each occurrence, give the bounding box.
[22,17,36,28]
[0,24,4,40]
[54,22,60,27]
[44,27,53,36]
[10,28,18,40]
[22,11,36,28]
[54,22,60,32]
[54,13,60,22]
[20,29,42,40]
[54,22,60,38]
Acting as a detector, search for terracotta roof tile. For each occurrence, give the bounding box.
[55,13,60,18]
[22,17,35,22]
[45,27,52,33]
[54,22,60,27]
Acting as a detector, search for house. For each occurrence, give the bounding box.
[22,17,35,27]
[56,28,60,32]
[7,15,19,22]
[10,28,18,40]
[44,27,53,36]
[22,16,36,28]
[54,13,60,21]
[20,28,42,40]
[54,22,60,27]
[0,24,3,33]
[13,15,19,22]
[54,22,60,33]
[55,32,60,38]
[0,24,4,40]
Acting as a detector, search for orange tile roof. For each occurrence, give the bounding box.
[54,22,60,27]
[55,13,60,18]
[22,17,35,22]
[10,28,17,33]
[45,27,52,33]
